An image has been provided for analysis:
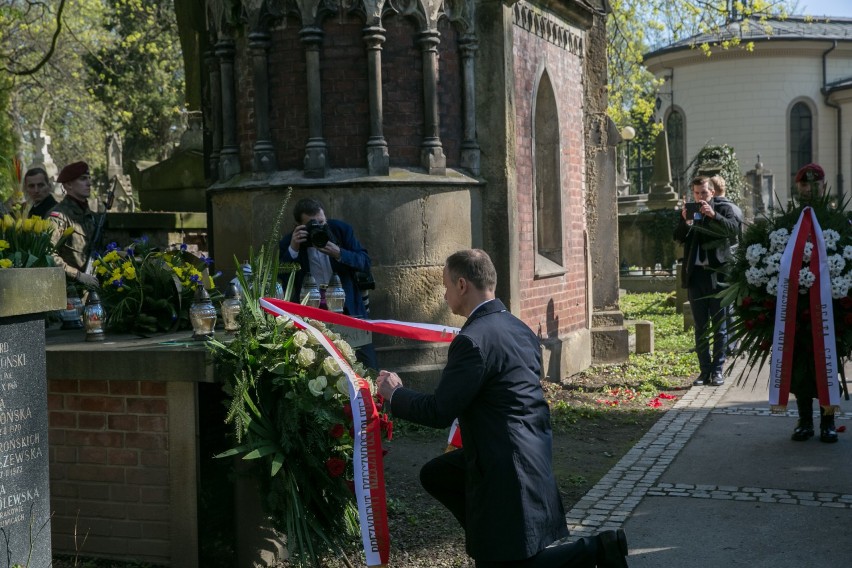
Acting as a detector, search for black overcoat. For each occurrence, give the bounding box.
[390,299,568,561]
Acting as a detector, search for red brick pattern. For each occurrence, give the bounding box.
[231,13,464,172]
[513,24,588,337]
[48,379,171,564]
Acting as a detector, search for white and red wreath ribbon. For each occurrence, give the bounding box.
[259,298,460,566]
[770,207,840,414]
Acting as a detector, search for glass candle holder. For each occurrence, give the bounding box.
[222,282,242,334]
[83,290,106,341]
[190,286,217,340]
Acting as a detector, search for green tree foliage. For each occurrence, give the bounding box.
[86,0,185,164]
[0,0,184,203]
[689,144,746,204]
[607,0,794,129]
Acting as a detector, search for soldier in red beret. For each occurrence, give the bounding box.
[794,162,826,199]
[48,161,99,287]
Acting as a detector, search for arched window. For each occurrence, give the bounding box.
[666,108,685,195]
[790,102,813,180]
[534,71,562,267]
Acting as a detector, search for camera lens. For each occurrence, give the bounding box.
[311,231,329,247]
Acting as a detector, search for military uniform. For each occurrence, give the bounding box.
[49,197,96,281]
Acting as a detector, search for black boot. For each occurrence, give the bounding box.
[595,529,629,568]
[819,407,838,443]
[791,397,814,441]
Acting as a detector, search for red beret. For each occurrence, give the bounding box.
[794,163,825,184]
[56,161,89,183]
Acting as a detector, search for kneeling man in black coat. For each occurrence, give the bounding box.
[378,249,628,568]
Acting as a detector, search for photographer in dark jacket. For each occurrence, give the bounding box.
[674,176,740,387]
[279,198,377,367]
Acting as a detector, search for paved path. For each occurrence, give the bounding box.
[565,358,852,566]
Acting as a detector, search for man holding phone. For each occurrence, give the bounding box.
[673,176,740,386]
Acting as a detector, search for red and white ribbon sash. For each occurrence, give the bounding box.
[446,418,462,450]
[770,207,839,413]
[260,298,390,566]
[261,298,459,343]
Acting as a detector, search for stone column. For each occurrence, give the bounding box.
[249,30,277,172]
[418,30,446,175]
[459,33,480,176]
[300,26,328,178]
[216,34,241,181]
[364,25,390,176]
[205,45,222,180]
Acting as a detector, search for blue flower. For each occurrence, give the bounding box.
[200,254,213,266]
[190,274,201,285]
[180,243,187,251]
[105,242,119,252]
[112,278,124,288]
[126,247,135,257]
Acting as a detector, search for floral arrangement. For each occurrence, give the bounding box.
[92,237,219,333]
[0,212,71,269]
[721,193,852,373]
[209,219,392,566]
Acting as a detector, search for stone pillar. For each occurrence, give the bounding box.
[301,26,328,178]
[249,30,277,172]
[216,35,241,181]
[364,25,390,176]
[205,45,222,181]
[417,30,446,175]
[646,127,679,210]
[459,34,480,176]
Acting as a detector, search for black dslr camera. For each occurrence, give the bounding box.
[305,220,332,247]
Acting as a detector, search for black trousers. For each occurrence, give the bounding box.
[420,450,597,568]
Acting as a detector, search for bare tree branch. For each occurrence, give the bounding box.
[3,0,67,76]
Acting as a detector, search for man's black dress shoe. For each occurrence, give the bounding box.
[709,371,725,386]
[791,421,814,441]
[692,372,710,386]
[820,414,838,443]
[596,529,629,567]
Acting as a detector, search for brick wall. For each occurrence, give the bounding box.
[512,21,588,337]
[230,13,464,172]
[48,379,171,564]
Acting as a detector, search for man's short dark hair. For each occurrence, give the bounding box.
[690,175,710,189]
[445,249,497,292]
[293,198,325,223]
[24,167,48,181]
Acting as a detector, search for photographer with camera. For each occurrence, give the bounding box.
[674,175,740,387]
[280,197,377,368]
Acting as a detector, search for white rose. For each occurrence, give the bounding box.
[843,245,852,260]
[308,376,328,397]
[322,356,342,376]
[296,347,316,367]
[293,331,309,347]
[333,339,356,363]
[336,376,350,396]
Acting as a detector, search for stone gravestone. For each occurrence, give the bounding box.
[0,267,65,566]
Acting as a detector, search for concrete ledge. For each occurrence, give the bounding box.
[46,330,215,382]
[0,267,66,317]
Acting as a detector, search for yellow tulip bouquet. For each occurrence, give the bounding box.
[0,212,70,269]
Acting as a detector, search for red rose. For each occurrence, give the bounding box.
[329,423,345,439]
[348,426,354,438]
[745,319,756,330]
[841,297,852,310]
[844,313,852,325]
[741,296,753,308]
[343,404,353,420]
[757,313,767,323]
[763,299,776,310]
[325,457,346,478]
[374,394,385,411]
